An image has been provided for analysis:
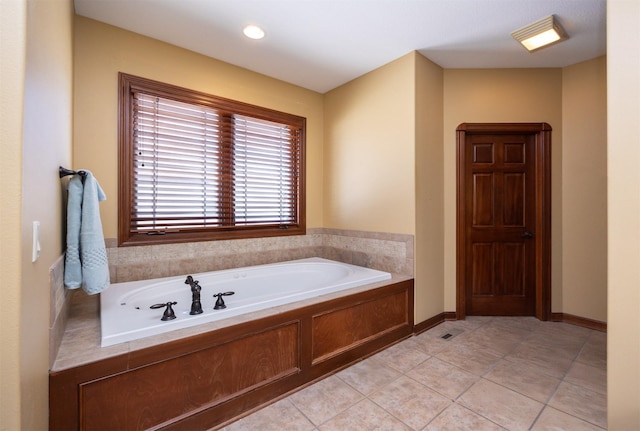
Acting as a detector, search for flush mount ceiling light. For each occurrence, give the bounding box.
[243,25,265,40]
[511,15,568,52]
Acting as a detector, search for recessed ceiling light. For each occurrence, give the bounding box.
[243,25,265,40]
[511,15,568,52]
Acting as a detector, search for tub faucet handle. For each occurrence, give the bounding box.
[150,301,178,321]
[213,292,235,310]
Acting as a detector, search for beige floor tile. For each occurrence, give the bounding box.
[464,323,532,344]
[373,338,431,372]
[526,331,587,354]
[576,333,607,369]
[484,359,561,403]
[435,342,503,376]
[425,404,506,431]
[424,321,469,339]
[406,357,478,400]
[479,320,534,342]
[318,399,411,431]
[462,336,520,356]
[564,361,607,395]
[585,330,607,349]
[536,321,593,340]
[440,317,489,332]
[548,381,607,429]
[531,406,605,430]
[224,399,315,431]
[288,375,363,426]
[369,375,451,430]
[505,341,575,379]
[488,316,544,332]
[412,331,457,356]
[461,315,496,328]
[458,379,544,431]
[337,356,402,395]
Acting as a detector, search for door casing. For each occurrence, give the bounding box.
[456,123,552,320]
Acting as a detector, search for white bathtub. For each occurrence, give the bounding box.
[100,257,391,347]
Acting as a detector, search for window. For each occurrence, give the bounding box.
[118,73,306,246]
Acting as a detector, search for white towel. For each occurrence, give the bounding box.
[64,170,110,295]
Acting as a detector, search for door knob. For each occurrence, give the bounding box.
[522,231,534,239]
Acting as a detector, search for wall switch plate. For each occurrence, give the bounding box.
[32,221,41,262]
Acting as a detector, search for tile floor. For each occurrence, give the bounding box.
[219,317,607,431]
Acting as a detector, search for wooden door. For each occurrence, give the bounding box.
[456,123,552,319]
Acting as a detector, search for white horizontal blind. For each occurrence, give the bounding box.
[233,115,299,225]
[131,92,300,234]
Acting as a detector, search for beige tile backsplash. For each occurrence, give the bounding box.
[49,254,69,368]
[107,228,413,283]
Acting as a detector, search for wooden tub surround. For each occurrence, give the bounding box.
[50,276,414,430]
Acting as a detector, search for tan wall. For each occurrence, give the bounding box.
[0,0,74,429]
[74,16,325,238]
[0,1,26,429]
[323,53,416,234]
[415,53,445,321]
[562,56,608,322]
[607,0,640,428]
[20,0,75,429]
[443,69,564,312]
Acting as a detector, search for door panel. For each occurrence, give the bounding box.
[471,243,494,296]
[500,242,525,296]
[504,142,525,164]
[503,173,525,226]
[473,173,494,226]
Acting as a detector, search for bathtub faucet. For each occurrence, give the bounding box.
[213,291,235,310]
[185,275,203,315]
[150,302,177,321]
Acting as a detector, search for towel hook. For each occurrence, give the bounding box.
[59,166,87,179]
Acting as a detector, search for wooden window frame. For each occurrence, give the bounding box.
[118,73,306,246]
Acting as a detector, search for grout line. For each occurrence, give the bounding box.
[528,404,549,430]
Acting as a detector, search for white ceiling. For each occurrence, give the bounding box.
[74,0,606,94]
